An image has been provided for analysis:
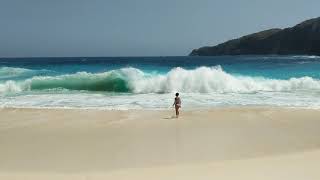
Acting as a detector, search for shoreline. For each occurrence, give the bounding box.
[1,104,320,111]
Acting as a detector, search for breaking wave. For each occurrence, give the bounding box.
[1,66,320,94]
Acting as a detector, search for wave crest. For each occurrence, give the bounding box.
[1,66,320,94]
[0,67,32,79]
[130,66,320,93]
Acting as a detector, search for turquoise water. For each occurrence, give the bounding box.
[1,56,320,109]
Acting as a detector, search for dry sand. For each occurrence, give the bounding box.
[1,107,320,179]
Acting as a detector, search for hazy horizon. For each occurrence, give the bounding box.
[1,0,319,57]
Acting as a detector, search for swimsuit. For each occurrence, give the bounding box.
[175,97,181,108]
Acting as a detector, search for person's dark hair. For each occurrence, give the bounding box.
[175,93,179,96]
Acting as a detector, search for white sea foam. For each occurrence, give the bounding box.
[1,66,320,109]
[1,92,320,110]
[1,66,320,94]
[0,80,23,93]
[127,66,320,93]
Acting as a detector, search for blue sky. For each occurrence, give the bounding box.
[0,0,319,57]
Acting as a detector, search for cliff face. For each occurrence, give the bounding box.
[190,17,320,56]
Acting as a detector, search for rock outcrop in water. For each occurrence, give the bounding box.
[190,17,320,56]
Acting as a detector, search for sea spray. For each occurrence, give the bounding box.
[0,80,23,93]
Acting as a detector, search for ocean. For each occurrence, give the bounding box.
[1,56,320,110]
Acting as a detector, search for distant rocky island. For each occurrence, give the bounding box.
[190,17,320,56]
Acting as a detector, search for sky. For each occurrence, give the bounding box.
[0,0,319,57]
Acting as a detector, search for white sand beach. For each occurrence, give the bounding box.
[1,107,320,179]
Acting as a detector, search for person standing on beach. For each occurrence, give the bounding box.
[172,93,181,118]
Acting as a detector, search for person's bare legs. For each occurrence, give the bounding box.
[175,106,179,118]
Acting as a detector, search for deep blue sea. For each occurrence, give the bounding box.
[1,55,320,109]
